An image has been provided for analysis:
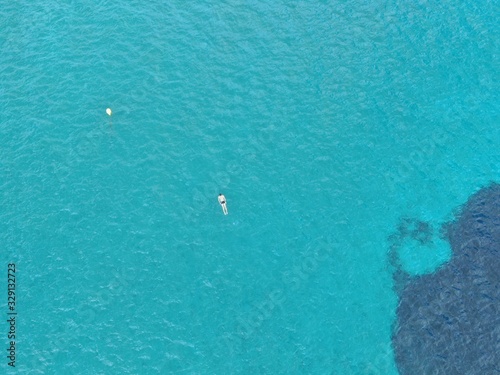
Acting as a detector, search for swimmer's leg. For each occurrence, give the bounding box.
[222,204,228,215]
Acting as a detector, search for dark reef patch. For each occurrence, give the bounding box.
[399,218,434,245]
[391,183,500,375]
[388,216,447,289]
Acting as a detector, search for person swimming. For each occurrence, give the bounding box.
[218,194,228,215]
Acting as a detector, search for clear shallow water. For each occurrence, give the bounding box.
[1,1,498,374]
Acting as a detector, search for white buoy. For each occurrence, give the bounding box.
[106,108,112,116]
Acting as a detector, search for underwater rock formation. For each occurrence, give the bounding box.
[392,183,499,375]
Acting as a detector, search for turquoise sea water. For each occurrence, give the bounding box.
[1,1,498,374]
